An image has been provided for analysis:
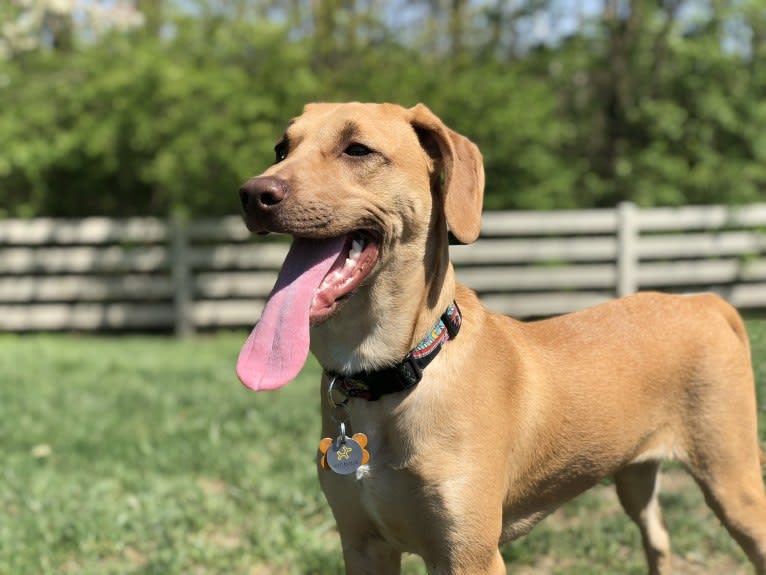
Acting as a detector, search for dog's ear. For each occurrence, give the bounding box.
[408,103,485,244]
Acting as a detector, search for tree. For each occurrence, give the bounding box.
[1,0,764,218]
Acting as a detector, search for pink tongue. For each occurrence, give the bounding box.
[236,236,347,391]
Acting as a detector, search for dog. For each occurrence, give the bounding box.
[236,102,766,574]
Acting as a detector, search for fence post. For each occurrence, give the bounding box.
[171,215,194,337]
[617,201,638,297]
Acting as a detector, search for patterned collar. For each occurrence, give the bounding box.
[325,302,462,401]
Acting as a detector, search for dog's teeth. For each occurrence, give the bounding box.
[344,258,355,269]
[351,239,363,255]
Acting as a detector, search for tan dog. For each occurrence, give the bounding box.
[236,102,766,574]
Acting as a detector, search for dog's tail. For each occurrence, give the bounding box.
[714,294,750,350]
[721,300,764,469]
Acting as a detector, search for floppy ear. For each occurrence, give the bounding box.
[408,103,485,244]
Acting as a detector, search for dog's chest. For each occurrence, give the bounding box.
[320,404,441,552]
[349,449,442,553]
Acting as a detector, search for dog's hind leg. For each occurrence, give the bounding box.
[689,458,766,574]
[679,366,766,572]
[615,461,671,575]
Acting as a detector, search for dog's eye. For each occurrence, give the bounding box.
[274,141,288,163]
[344,143,374,157]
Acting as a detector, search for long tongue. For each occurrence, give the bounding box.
[236,236,347,391]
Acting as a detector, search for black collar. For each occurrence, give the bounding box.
[325,302,462,401]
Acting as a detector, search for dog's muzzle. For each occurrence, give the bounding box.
[239,176,289,231]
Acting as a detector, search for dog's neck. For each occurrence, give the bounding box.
[310,234,455,375]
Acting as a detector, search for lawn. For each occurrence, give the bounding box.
[1,320,765,575]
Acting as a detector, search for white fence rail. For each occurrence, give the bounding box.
[1,202,765,334]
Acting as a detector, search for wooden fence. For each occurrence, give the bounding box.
[1,202,765,334]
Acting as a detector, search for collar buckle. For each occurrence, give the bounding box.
[397,355,423,389]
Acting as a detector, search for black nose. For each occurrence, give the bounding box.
[239,176,289,214]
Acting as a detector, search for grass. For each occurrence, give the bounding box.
[1,320,765,574]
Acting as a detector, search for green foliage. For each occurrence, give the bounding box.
[0,1,765,217]
[0,15,318,217]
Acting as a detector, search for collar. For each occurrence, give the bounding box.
[325,301,462,402]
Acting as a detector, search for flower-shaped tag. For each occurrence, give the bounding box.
[319,432,370,475]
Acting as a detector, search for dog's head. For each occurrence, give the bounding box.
[236,103,484,390]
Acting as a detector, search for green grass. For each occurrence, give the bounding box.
[1,321,765,574]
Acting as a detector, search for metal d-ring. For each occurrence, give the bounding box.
[327,376,350,408]
[327,376,351,430]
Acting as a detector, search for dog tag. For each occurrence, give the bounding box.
[327,437,364,475]
[319,432,370,475]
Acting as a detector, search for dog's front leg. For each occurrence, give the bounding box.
[425,550,506,575]
[321,473,402,574]
[340,536,402,575]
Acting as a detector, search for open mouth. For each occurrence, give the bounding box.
[236,229,379,392]
[310,232,379,324]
